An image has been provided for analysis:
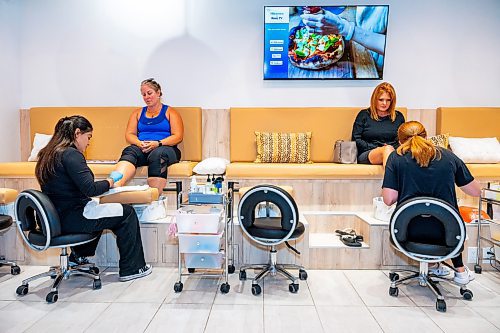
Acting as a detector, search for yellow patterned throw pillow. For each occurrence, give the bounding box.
[255,132,312,163]
[428,133,449,149]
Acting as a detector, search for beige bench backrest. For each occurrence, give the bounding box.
[436,107,500,139]
[29,106,202,161]
[230,107,408,163]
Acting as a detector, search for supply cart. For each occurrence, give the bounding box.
[474,186,500,273]
[173,192,231,294]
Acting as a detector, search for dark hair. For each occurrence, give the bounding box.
[35,115,93,186]
[141,78,162,97]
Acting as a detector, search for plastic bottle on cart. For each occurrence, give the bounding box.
[190,176,198,193]
[205,175,213,194]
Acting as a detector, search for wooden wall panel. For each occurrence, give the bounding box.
[202,108,230,160]
[407,108,436,136]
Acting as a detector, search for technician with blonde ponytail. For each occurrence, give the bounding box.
[382,121,481,284]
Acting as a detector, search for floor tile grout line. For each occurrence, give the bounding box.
[304,276,326,333]
[467,306,500,331]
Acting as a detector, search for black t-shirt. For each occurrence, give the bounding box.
[41,147,110,215]
[351,108,405,156]
[382,148,474,209]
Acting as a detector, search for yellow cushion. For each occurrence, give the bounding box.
[428,133,449,148]
[0,161,197,178]
[230,107,408,163]
[28,106,202,161]
[255,132,312,163]
[226,162,385,179]
[0,188,18,204]
[99,187,159,204]
[437,107,500,139]
[465,164,500,179]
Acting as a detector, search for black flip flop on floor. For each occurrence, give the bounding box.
[340,234,362,247]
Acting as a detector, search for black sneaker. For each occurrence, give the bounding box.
[68,252,91,268]
[119,264,153,282]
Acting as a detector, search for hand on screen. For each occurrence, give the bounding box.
[301,10,354,39]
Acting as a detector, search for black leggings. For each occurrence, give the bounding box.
[407,217,464,268]
[119,145,181,178]
[61,205,146,276]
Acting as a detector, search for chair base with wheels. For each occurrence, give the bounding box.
[239,243,308,295]
[388,197,473,313]
[389,261,473,312]
[15,189,102,303]
[237,185,307,296]
[1,188,21,275]
[16,247,101,303]
[1,214,21,275]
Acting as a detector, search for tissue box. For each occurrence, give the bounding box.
[188,192,223,204]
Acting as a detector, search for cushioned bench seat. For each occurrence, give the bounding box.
[226,162,499,180]
[226,163,385,179]
[0,161,198,178]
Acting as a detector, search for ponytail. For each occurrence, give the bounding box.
[396,121,440,167]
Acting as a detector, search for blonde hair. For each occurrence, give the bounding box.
[369,82,397,121]
[141,78,162,97]
[396,121,441,167]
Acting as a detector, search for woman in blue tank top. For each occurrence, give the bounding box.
[114,78,184,194]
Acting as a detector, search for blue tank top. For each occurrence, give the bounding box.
[137,104,172,141]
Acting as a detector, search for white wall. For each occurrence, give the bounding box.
[0,0,499,161]
[0,0,21,162]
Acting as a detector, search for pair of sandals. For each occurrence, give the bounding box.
[335,228,364,247]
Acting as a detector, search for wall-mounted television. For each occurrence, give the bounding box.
[264,5,389,80]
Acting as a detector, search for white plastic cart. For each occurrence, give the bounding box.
[474,186,500,273]
[173,193,231,294]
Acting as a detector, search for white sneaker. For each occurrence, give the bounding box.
[453,266,475,285]
[429,264,451,277]
[119,264,153,282]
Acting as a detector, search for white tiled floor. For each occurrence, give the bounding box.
[0,266,499,333]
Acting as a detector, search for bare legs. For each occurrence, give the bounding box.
[368,145,394,167]
[147,177,166,196]
[113,161,166,195]
[113,161,137,187]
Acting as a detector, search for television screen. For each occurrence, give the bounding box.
[264,6,389,80]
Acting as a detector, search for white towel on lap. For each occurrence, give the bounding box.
[83,198,123,219]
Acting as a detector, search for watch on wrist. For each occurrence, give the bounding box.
[157,140,162,147]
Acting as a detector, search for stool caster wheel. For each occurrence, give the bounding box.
[299,269,308,280]
[239,270,247,281]
[174,282,183,293]
[188,268,195,273]
[289,283,299,293]
[436,299,447,312]
[460,288,473,300]
[11,265,21,275]
[220,283,230,294]
[46,291,58,303]
[474,265,482,274]
[16,284,28,296]
[93,279,102,290]
[251,284,261,296]
[389,287,399,297]
[389,272,399,282]
[228,264,235,274]
[89,266,100,275]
